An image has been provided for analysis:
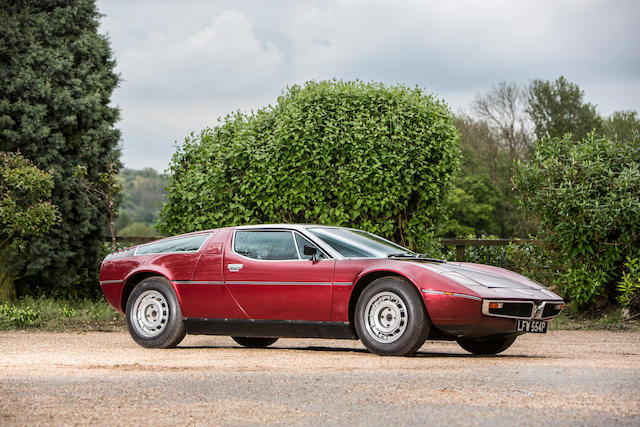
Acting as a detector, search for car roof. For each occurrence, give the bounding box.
[235,224,344,231]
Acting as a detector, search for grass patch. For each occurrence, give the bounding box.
[549,306,640,331]
[0,297,637,333]
[0,296,125,332]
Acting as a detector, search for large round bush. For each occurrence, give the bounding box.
[159,80,460,252]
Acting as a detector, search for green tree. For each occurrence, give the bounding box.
[160,80,460,252]
[0,1,121,297]
[439,174,502,237]
[602,110,640,142]
[527,76,602,140]
[0,152,59,301]
[514,133,640,307]
[118,168,167,227]
[118,222,158,237]
[449,114,535,238]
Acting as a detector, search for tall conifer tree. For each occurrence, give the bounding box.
[0,0,121,296]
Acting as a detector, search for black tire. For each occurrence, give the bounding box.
[125,276,186,348]
[354,277,430,356]
[456,335,517,355]
[232,337,279,348]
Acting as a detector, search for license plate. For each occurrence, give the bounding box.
[516,319,547,333]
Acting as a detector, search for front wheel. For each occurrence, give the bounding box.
[456,335,517,355]
[354,277,430,356]
[232,337,278,348]
[125,276,186,348]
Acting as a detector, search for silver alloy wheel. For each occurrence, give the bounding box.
[131,290,169,337]
[364,291,408,343]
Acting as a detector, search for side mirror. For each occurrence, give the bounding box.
[303,245,318,261]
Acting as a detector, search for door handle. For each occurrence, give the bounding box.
[228,264,243,272]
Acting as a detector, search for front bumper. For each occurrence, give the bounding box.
[421,289,564,339]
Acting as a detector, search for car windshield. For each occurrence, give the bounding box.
[306,227,414,258]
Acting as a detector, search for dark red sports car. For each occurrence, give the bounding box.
[100,224,564,355]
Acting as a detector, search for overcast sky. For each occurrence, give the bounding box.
[96,0,640,171]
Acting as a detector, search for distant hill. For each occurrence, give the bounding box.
[117,168,167,235]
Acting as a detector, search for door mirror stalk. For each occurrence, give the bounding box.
[303,245,318,261]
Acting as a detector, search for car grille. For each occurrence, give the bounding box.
[486,301,534,319]
[482,300,564,320]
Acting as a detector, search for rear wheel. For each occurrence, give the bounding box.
[232,337,278,348]
[456,335,517,355]
[126,276,186,348]
[355,277,430,356]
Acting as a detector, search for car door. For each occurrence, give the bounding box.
[223,228,335,321]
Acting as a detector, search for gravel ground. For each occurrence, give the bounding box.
[1,330,639,426]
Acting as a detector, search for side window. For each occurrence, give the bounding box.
[234,230,299,260]
[136,234,211,255]
[294,233,327,260]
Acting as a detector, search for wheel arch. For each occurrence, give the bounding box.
[121,271,173,313]
[347,270,429,336]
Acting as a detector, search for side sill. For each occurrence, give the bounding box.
[183,318,356,339]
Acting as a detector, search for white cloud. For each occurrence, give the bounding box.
[98,3,287,170]
[117,10,283,99]
[96,0,640,170]
[284,0,639,92]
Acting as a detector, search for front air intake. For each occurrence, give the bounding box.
[482,300,535,319]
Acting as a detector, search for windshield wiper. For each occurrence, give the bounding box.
[387,253,445,263]
[387,252,416,258]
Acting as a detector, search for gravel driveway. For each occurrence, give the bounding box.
[1,330,639,426]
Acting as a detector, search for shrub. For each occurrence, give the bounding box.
[618,258,640,314]
[0,151,59,301]
[514,133,640,307]
[159,80,460,252]
[503,242,563,292]
[0,296,124,331]
[441,236,512,268]
[0,302,40,327]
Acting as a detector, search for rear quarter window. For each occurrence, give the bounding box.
[135,234,211,255]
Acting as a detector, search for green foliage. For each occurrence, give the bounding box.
[0,302,40,327]
[548,307,634,331]
[602,110,640,142]
[447,114,535,238]
[0,151,60,301]
[502,242,563,291]
[439,175,502,237]
[160,80,460,252]
[514,133,640,307]
[527,76,602,140]
[441,236,513,267]
[0,151,59,246]
[0,296,123,331]
[618,257,640,313]
[118,222,158,237]
[118,168,167,228]
[0,1,121,297]
[61,304,76,318]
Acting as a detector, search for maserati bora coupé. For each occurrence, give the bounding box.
[100,225,564,356]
